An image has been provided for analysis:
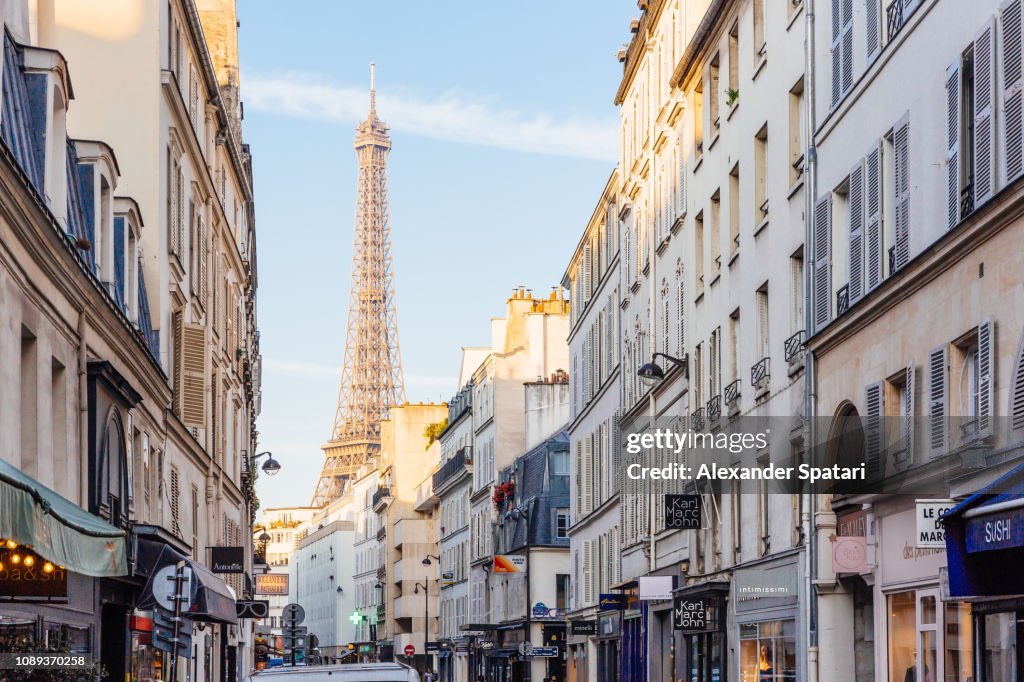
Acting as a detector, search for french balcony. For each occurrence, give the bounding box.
[372,486,392,512]
[836,284,850,316]
[706,395,722,422]
[724,380,741,406]
[784,330,805,364]
[433,446,473,494]
[751,357,770,393]
[691,408,705,433]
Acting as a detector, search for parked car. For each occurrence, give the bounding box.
[246,662,420,682]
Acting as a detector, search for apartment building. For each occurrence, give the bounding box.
[432,347,488,682]
[807,0,1024,679]
[290,518,356,661]
[0,0,259,679]
[562,171,624,682]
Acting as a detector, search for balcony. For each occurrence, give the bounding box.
[886,0,913,40]
[836,284,850,316]
[724,380,741,406]
[393,519,434,548]
[372,486,392,512]
[785,330,805,364]
[691,408,705,433]
[433,446,473,494]
[751,357,770,393]
[706,395,722,422]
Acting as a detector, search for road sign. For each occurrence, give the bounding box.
[153,564,192,611]
[403,644,415,657]
[282,603,306,625]
[236,600,270,619]
[517,641,533,656]
[529,646,559,657]
[152,608,192,654]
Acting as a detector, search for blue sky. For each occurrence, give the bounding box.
[242,2,635,509]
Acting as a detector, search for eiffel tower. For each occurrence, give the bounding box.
[311,64,406,507]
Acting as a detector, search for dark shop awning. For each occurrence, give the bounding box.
[136,538,238,624]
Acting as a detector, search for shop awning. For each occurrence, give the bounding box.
[0,458,127,577]
[942,460,1024,599]
[135,539,238,624]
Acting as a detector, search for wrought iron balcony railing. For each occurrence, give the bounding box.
[433,447,473,490]
[888,246,896,276]
[836,284,850,316]
[724,380,741,405]
[691,408,706,433]
[372,486,392,509]
[751,356,770,389]
[960,180,974,219]
[707,396,722,421]
[887,0,908,40]
[785,330,805,363]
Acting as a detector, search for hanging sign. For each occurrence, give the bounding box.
[916,499,954,549]
[664,494,702,529]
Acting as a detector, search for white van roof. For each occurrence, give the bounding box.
[247,662,420,682]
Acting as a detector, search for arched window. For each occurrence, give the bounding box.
[98,407,129,527]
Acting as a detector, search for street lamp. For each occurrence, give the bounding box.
[252,451,282,476]
[637,352,688,386]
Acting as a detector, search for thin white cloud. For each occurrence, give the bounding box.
[243,73,617,161]
[263,358,454,389]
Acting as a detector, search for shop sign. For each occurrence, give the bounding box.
[477,641,495,650]
[735,561,799,611]
[598,593,625,611]
[832,536,868,573]
[255,573,289,595]
[916,500,954,549]
[672,598,707,632]
[878,507,947,585]
[664,494,702,529]
[441,570,456,585]
[966,507,1024,553]
[570,620,597,636]
[493,555,526,573]
[210,546,244,573]
[236,600,270,619]
[532,602,560,618]
[639,576,674,601]
[837,508,868,537]
[0,560,68,599]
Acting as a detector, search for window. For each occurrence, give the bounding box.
[556,574,570,611]
[756,285,770,362]
[708,55,721,132]
[947,32,989,228]
[740,620,796,682]
[695,211,706,289]
[555,510,569,539]
[710,190,722,278]
[20,328,37,474]
[709,327,721,400]
[753,0,766,60]
[694,80,705,158]
[729,310,740,387]
[728,24,739,101]
[789,250,804,334]
[754,125,768,230]
[694,343,704,406]
[789,79,805,187]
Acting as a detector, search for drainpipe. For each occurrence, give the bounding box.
[77,310,89,508]
[802,1,820,682]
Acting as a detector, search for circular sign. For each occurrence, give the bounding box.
[832,536,868,573]
[282,603,306,625]
[404,644,416,657]
[152,565,192,611]
[517,641,533,656]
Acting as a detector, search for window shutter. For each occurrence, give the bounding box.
[928,344,949,458]
[583,436,593,516]
[1011,332,1024,433]
[181,323,207,427]
[1002,1,1024,182]
[583,243,593,304]
[848,161,865,304]
[866,0,881,63]
[677,140,686,217]
[170,466,181,537]
[591,538,601,594]
[582,540,592,606]
[199,216,208,304]
[977,318,995,438]
[830,0,843,107]
[172,311,183,416]
[946,60,962,230]
[177,167,185,258]
[893,115,911,271]
[864,382,884,477]
[812,194,831,332]
[865,143,883,290]
[169,159,180,256]
[905,362,917,460]
[841,0,854,95]
[975,18,997,205]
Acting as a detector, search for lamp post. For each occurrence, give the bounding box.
[250,451,282,476]
[417,555,439,674]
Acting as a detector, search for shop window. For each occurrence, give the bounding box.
[982,611,1017,682]
[739,619,796,682]
[889,589,974,682]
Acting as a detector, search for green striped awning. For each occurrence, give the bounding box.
[0,458,127,577]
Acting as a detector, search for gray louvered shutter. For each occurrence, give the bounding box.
[864,382,884,477]
[830,0,842,107]
[1002,0,1024,182]
[866,0,881,64]
[848,161,865,304]
[893,115,911,271]
[928,344,949,458]
[813,194,831,332]
[977,318,994,439]
[841,0,854,95]
[905,362,916,461]
[1011,335,1024,433]
[946,60,962,230]
[582,540,593,605]
[677,140,686,216]
[865,143,883,290]
[975,18,997,204]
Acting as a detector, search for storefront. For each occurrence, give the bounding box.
[567,617,597,682]
[595,612,620,682]
[876,498,974,682]
[943,460,1024,682]
[674,582,729,682]
[734,557,800,682]
[0,457,129,676]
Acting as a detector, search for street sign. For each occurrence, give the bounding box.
[152,608,193,654]
[282,603,306,625]
[236,600,270,619]
[517,641,533,656]
[528,647,559,657]
[403,644,415,657]
[153,564,192,611]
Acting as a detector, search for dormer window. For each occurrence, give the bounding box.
[74,141,120,295]
[115,198,144,321]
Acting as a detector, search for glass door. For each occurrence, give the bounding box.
[917,590,939,682]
